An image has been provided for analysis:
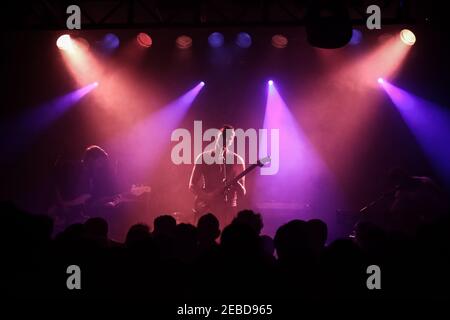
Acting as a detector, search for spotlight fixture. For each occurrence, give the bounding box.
[349,29,362,45]
[208,32,224,48]
[268,80,274,86]
[176,35,193,49]
[100,33,119,52]
[235,32,252,48]
[137,32,152,48]
[200,81,205,86]
[56,34,73,51]
[378,78,384,84]
[271,34,288,48]
[400,29,416,46]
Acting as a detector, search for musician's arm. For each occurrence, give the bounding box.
[235,156,246,196]
[189,155,204,196]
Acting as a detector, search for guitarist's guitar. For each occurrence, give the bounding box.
[193,156,271,216]
[49,184,151,227]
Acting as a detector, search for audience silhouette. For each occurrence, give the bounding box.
[1,202,449,299]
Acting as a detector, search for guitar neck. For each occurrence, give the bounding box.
[224,163,259,189]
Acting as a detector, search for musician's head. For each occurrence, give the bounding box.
[216,124,235,151]
[82,145,109,170]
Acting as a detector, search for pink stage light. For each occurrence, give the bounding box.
[137,32,152,48]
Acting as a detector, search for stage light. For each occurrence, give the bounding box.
[94,81,99,87]
[56,34,73,51]
[271,34,288,48]
[176,35,193,49]
[200,81,205,86]
[400,29,416,46]
[378,78,384,84]
[100,33,120,52]
[235,32,252,48]
[137,32,152,48]
[349,29,362,45]
[268,80,274,86]
[208,32,224,48]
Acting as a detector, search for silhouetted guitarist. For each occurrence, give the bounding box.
[189,125,246,228]
[50,145,150,229]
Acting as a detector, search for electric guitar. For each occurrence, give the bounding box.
[193,156,271,215]
[49,184,151,226]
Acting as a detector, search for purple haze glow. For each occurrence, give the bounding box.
[254,83,342,223]
[381,80,450,186]
[2,82,97,151]
[110,82,205,176]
